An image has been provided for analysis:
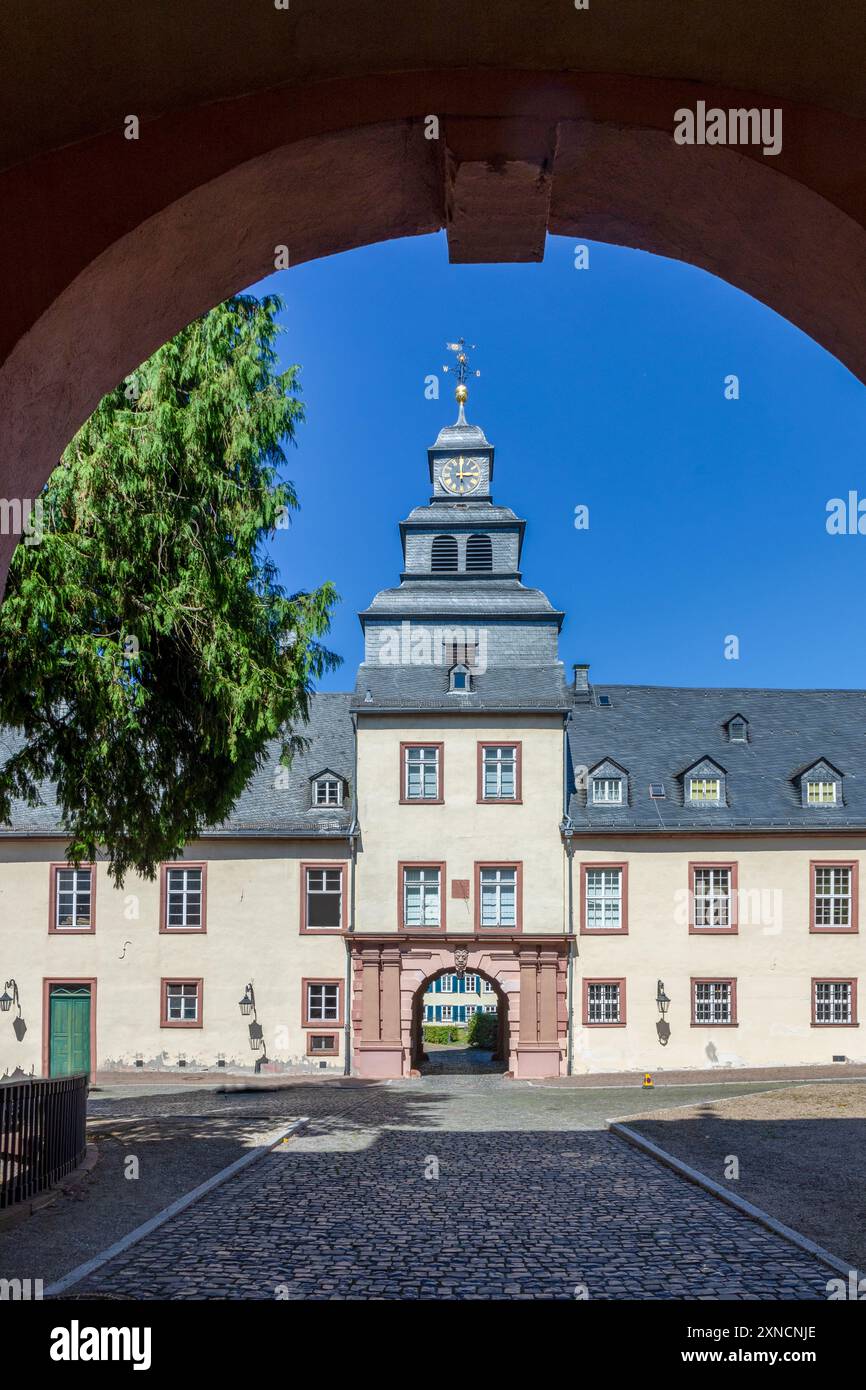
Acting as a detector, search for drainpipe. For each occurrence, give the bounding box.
[344,711,360,1076]
[562,711,577,1077]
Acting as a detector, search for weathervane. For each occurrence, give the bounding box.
[443,339,480,420]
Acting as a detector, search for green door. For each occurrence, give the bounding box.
[49,986,91,1076]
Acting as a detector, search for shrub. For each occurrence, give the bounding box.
[467,1011,498,1049]
[422,1025,468,1044]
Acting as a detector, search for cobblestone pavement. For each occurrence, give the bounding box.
[74,1078,833,1300]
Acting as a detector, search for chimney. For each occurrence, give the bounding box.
[572,663,591,702]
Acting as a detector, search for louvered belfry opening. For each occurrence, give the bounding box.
[431,534,458,572]
[466,533,493,571]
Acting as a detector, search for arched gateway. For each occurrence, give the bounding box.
[351,939,568,1079]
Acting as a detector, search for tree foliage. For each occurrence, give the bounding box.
[0,294,338,883]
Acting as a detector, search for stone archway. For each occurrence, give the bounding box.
[409,962,511,1076]
[4,4,866,592]
[350,938,568,1079]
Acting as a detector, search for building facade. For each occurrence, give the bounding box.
[1,385,864,1081]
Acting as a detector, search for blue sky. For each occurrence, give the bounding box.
[250,232,866,692]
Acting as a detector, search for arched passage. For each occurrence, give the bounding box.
[350,939,568,1079]
[411,966,510,1075]
[4,2,866,592]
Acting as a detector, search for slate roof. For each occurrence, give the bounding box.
[352,663,569,712]
[0,693,356,838]
[567,685,866,832]
[359,578,563,622]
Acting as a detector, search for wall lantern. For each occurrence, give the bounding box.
[656,981,671,1016]
[238,984,255,1017]
[0,979,19,1014]
[248,1021,264,1052]
[237,981,268,1070]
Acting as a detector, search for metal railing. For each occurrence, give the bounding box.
[0,1073,88,1209]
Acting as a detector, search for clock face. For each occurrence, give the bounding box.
[440,455,483,495]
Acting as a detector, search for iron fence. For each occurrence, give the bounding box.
[0,1072,88,1209]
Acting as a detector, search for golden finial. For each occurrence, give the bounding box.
[443,339,480,419]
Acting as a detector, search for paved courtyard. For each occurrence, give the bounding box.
[71,1077,834,1300]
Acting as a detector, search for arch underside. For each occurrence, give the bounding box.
[2,53,866,589]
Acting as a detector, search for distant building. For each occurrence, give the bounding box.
[422,974,498,1026]
[1,354,864,1081]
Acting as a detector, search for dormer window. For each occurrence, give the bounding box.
[681,757,726,807]
[592,778,623,805]
[797,759,843,809]
[313,776,343,807]
[807,779,837,805]
[726,716,749,742]
[689,777,721,804]
[449,663,471,692]
[588,759,628,807]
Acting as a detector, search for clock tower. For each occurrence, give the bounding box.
[428,340,494,500]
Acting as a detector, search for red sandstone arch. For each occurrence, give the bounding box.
[3,3,866,591]
[408,965,511,1076]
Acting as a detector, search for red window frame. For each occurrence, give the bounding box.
[810,860,858,933]
[476,741,522,803]
[49,862,96,935]
[160,977,203,1029]
[582,978,627,1027]
[159,862,207,934]
[688,861,738,934]
[690,977,738,1027]
[399,742,445,804]
[580,862,628,935]
[299,861,347,933]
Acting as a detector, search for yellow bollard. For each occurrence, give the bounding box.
[642,1072,654,1088]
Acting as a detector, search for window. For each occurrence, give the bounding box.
[649,783,666,799]
[807,780,837,805]
[161,979,202,1027]
[690,864,737,932]
[302,865,344,931]
[811,862,857,931]
[441,1005,453,1022]
[440,974,453,992]
[479,743,520,801]
[307,1033,338,1055]
[51,865,94,931]
[465,533,493,571]
[449,663,471,692]
[401,743,442,802]
[727,716,748,742]
[484,1004,497,1014]
[581,864,627,933]
[431,534,458,572]
[162,865,205,931]
[402,865,443,929]
[688,777,721,804]
[477,865,519,929]
[313,776,342,807]
[813,980,856,1026]
[592,778,623,805]
[303,980,343,1026]
[584,980,625,1025]
[466,1004,479,1018]
[464,974,478,993]
[482,979,494,994]
[692,979,736,1026]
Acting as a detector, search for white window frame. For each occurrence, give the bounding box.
[693,980,733,1025]
[587,982,621,1024]
[807,780,837,805]
[688,777,722,805]
[813,865,852,927]
[482,745,517,799]
[305,867,343,930]
[693,867,732,928]
[584,867,623,930]
[591,777,623,805]
[814,981,853,1025]
[313,777,343,807]
[482,979,494,994]
[479,867,517,928]
[166,981,199,1023]
[54,866,92,929]
[403,866,442,927]
[404,746,440,800]
[165,866,203,930]
[440,1004,453,1023]
[307,981,340,1023]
